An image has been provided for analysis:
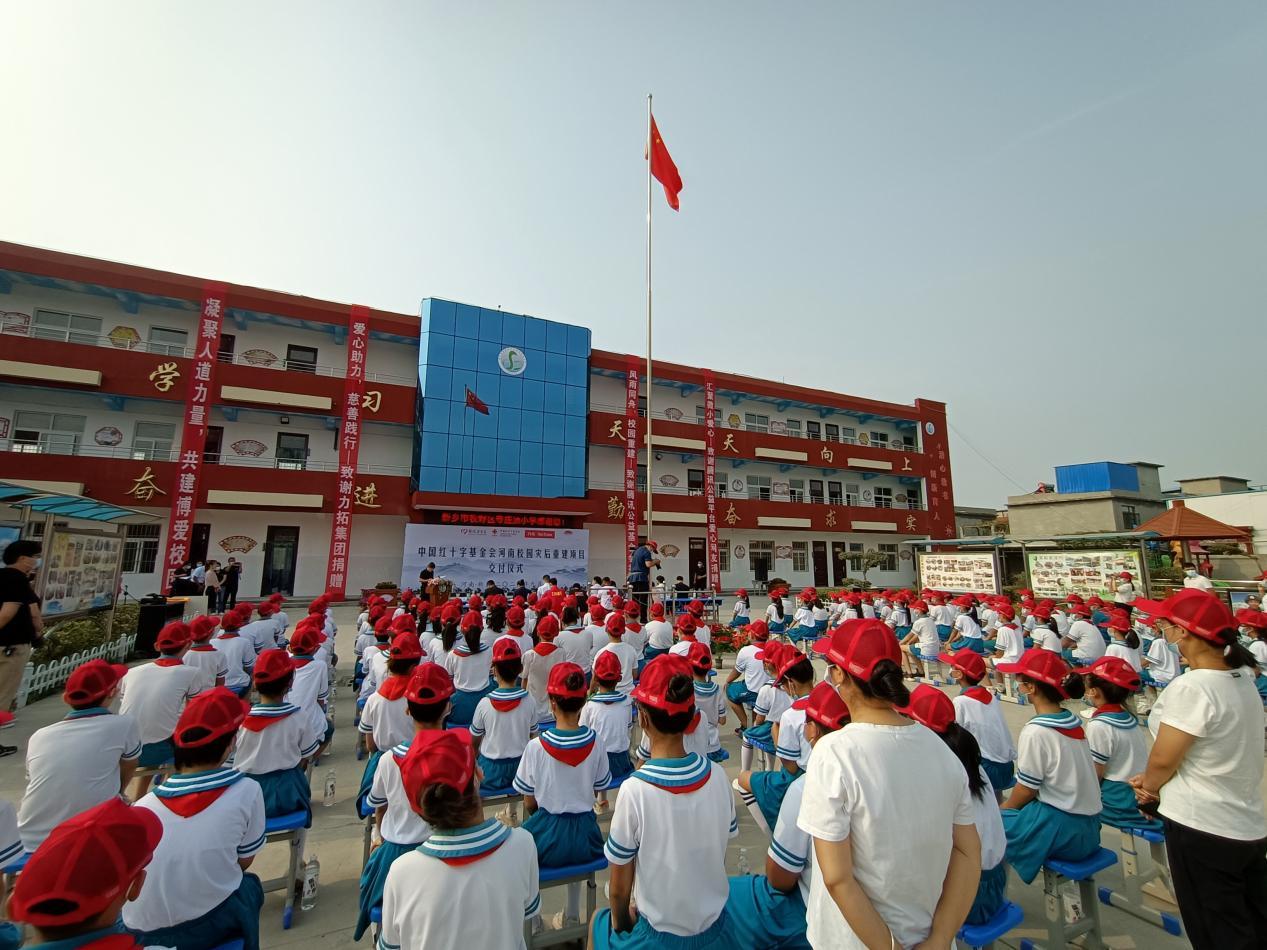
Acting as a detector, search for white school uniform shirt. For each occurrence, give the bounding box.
[359,688,413,752]
[18,709,142,851]
[366,740,433,845]
[213,634,255,690]
[358,644,391,701]
[754,682,792,725]
[1105,640,1143,672]
[240,618,278,656]
[496,629,534,658]
[978,607,998,633]
[0,801,20,870]
[693,681,727,753]
[993,623,1025,664]
[1066,619,1106,662]
[636,717,712,761]
[812,605,829,626]
[732,601,750,623]
[286,658,330,738]
[234,703,323,773]
[774,702,810,768]
[594,641,639,694]
[125,772,266,933]
[623,624,649,658]
[954,612,983,640]
[1031,624,1062,653]
[1147,668,1267,840]
[792,606,812,628]
[768,774,813,904]
[798,722,976,950]
[354,630,375,658]
[555,627,592,668]
[735,644,773,694]
[119,661,201,745]
[1013,712,1102,815]
[913,616,941,660]
[1142,637,1179,684]
[182,644,229,694]
[952,691,1017,764]
[860,602,876,619]
[765,603,785,626]
[1085,709,1148,782]
[971,768,1007,871]
[604,756,737,937]
[930,604,950,626]
[1053,609,1071,637]
[1183,573,1214,591]
[1250,638,1267,675]
[522,646,566,711]
[479,626,502,650]
[513,728,611,812]
[580,692,634,753]
[644,619,674,650]
[470,689,539,760]
[1114,582,1137,605]
[692,622,711,650]
[379,822,539,950]
[583,623,609,663]
[447,645,494,692]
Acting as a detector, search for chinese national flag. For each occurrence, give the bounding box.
[464,386,490,415]
[648,115,682,211]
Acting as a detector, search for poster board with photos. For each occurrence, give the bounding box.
[917,551,1000,594]
[39,530,123,618]
[1025,549,1143,600]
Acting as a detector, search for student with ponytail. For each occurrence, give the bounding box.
[445,611,495,727]
[1104,611,1143,671]
[1078,657,1160,832]
[798,619,981,950]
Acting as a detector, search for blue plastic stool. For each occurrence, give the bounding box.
[530,857,609,945]
[370,904,382,925]
[1,852,29,876]
[603,772,630,792]
[1020,848,1117,950]
[481,786,522,826]
[359,798,376,866]
[746,734,777,770]
[1098,825,1181,936]
[262,809,310,929]
[957,901,1022,950]
[210,941,245,950]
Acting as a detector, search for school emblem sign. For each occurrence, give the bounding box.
[497,347,527,376]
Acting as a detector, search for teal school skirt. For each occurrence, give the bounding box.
[981,758,1016,794]
[964,861,1008,926]
[355,839,422,940]
[522,808,604,868]
[251,765,312,826]
[133,872,263,950]
[1002,799,1101,884]
[1099,779,1163,833]
[750,767,798,831]
[724,874,810,949]
[477,753,522,794]
[592,906,734,949]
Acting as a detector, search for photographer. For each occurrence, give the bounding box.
[0,540,44,750]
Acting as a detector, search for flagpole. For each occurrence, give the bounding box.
[645,93,655,544]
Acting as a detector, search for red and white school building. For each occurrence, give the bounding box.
[0,242,956,598]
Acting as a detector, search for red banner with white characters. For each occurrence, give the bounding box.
[704,370,719,592]
[624,360,640,574]
[325,306,370,597]
[162,283,226,592]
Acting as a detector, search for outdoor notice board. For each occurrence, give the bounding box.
[1026,549,1143,600]
[917,552,999,594]
[401,524,589,591]
[39,530,123,618]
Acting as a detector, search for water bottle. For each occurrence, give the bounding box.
[323,768,337,807]
[301,854,320,910]
[736,847,750,876]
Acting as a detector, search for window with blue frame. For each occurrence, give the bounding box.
[413,299,590,498]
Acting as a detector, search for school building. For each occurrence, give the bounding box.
[0,242,956,598]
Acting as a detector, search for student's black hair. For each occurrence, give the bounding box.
[19,907,89,942]
[771,596,784,620]
[891,604,911,627]
[938,722,991,801]
[173,731,235,769]
[387,657,420,677]
[257,670,295,698]
[487,605,507,634]
[406,698,448,724]
[955,665,985,687]
[417,776,482,830]
[462,622,482,653]
[549,669,588,714]
[1122,628,1141,650]
[1207,626,1259,670]
[440,618,459,653]
[492,657,523,683]
[846,659,910,707]
[1251,625,1267,643]
[779,658,814,686]
[561,604,580,627]
[640,672,696,735]
[1020,672,1085,704]
[430,615,443,636]
[594,673,621,690]
[737,592,749,608]
[1085,674,1133,706]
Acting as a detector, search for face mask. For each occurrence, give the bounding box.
[33,558,42,570]
[1185,570,1197,578]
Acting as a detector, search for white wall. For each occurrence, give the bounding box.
[1177,494,1267,560]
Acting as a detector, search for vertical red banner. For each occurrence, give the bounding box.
[325,306,370,597]
[162,282,226,592]
[623,360,640,574]
[704,371,719,593]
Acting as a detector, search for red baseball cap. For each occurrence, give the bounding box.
[252,649,295,686]
[373,615,394,637]
[747,619,769,641]
[686,640,714,673]
[900,683,955,734]
[406,663,455,704]
[63,658,127,707]
[535,615,560,640]
[507,606,526,629]
[155,621,191,653]
[814,619,900,679]
[995,604,1016,621]
[492,638,522,663]
[1106,614,1131,633]
[593,650,623,683]
[289,626,323,656]
[547,662,588,700]
[804,681,850,730]
[605,613,626,636]
[190,615,218,642]
[467,594,484,611]
[1235,608,1267,630]
[623,601,641,620]
[257,601,279,618]
[686,599,705,616]
[1068,603,1092,617]
[1118,572,1133,580]
[910,599,929,612]
[1030,605,1052,621]
[649,602,666,618]
[754,639,785,665]
[460,610,483,631]
[440,603,462,625]
[1132,589,1234,644]
[173,687,249,748]
[676,615,698,637]
[9,798,163,928]
[996,648,1073,696]
[775,647,809,681]
[631,655,696,715]
[938,649,987,682]
[590,605,608,623]
[391,614,418,635]
[389,632,424,661]
[400,730,476,813]
[1083,656,1141,691]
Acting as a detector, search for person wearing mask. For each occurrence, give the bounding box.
[1128,590,1267,949]
[627,537,660,617]
[221,557,242,610]
[0,540,42,741]
[1113,571,1137,616]
[1181,562,1214,592]
[203,560,223,613]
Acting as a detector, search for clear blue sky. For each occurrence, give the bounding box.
[6,2,1265,506]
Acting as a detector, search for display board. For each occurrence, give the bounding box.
[401,524,589,592]
[40,530,123,617]
[916,552,999,594]
[1025,549,1143,600]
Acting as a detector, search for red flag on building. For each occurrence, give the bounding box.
[464,386,489,415]
[648,115,682,210]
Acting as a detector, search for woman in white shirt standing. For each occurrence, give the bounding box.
[798,619,981,950]
[1113,571,1137,615]
[1129,590,1267,950]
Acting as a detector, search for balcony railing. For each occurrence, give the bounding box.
[590,480,927,511]
[0,326,415,386]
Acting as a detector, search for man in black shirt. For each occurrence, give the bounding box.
[221,557,241,609]
[418,562,435,584]
[0,540,43,752]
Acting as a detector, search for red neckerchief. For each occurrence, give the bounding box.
[791,696,811,710]
[962,686,993,705]
[156,788,231,817]
[441,841,508,866]
[684,710,702,734]
[154,657,183,667]
[489,689,526,712]
[378,677,410,701]
[533,642,559,656]
[219,632,240,639]
[292,657,315,667]
[626,622,642,633]
[1092,703,1126,717]
[191,643,217,652]
[1054,724,1086,739]
[540,728,596,767]
[75,934,144,950]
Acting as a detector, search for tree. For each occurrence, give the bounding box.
[858,548,889,585]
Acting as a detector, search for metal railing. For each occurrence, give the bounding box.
[590,480,927,511]
[0,325,415,386]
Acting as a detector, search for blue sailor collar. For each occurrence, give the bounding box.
[419,816,511,864]
[489,686,528,701]
[589,691,628,704]
[693,681,719,697]
[1090,709,1138,729]
[1029,709,1086,738]
[632,752,712,793]
[65,706,112,720]
[153,766,245,798]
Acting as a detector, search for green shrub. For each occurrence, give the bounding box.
[112,603,140,638]
[32,615,110,665]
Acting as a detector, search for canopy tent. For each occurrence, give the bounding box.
[1133,501,1250,542]
[0,481,157,525]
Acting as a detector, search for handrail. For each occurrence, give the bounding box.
[588,480,927,511]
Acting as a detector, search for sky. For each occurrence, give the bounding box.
[5,2,1266,507]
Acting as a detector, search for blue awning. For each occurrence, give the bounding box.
[0,482,158,524]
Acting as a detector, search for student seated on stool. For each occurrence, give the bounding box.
[119,621,201,799]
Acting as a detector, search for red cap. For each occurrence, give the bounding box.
[910,599,928,612]
[736,588,748,597]
[995,604,1016,621]
[547,662,588,700]
[590,605,608,624]
[220,607,249,631]
[1106,613,1131,632]
[1069,603,1092,617]
[155,621,191,653]
[173,687,249,748]
[253,649,296,686]
[535,615,560,640]
[814,619,900,679]
[289,626,323,656]
[467,594,484,611]
[631,655,696,715]
[400,730,476,813]
[440,603,462,625]
[686,599,705,616]
[460,610,483,631]
[487,594,507,610]
[900,683,955,734]
[623,601,641,619]
[938,649,987,682]
[9,798,163,928]
[492,638,522,663]
[391,614,417,635]
[389,632,424,661]
[190,615,218,642]
[1083,656,1141,691]
[804,681,849,730]
[799,587,816,603]
[593,650,623,683]
[63,658,127,706]
[374,615,394,637]
[747,619,769,641]
[686,640,714,673]
[507,606,526,629]
[1118,572,1133,580]
[257,601,279,618]
[1132,589,1235,645]
[611,595,625,611]
[587,595,601,606]
[775,647,809,681]
[605,613,626,636]
[996,648,1073,696]
[675,615,698,639]
[406,663,455,704]
[1030,605,1052,621]
[649,602,665,618]
[754,639,785,665]
[1236,608,1267,630]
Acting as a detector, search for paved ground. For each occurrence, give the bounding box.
[2,603,1247,948]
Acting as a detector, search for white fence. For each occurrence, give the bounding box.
[16,634,137,708]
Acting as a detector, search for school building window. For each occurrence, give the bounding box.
[791,541,809,572]
[746,475,772,501]
[719,539,731,573]
[788,479,805,502]
[841,426,857,444]
[845,482,860,506]
[31,309,103,345]
[869,431,889,448]
[825,423,839,441]
[847,542,864,572]
[1121,504,1140,530]
[132,421,177,461]
[809,479,824,504]
[147,326,189,357]
[873,487,894,508]
[783,419,802,438]
[878,544,898,572]
[122,523,161,574]
[286,344,318,373]
[828,481,843,505]
[694,405,722,426]
[744,412,769,433]
[749,540,774,579]
[806,421,821,440]
[11,411,86,454]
